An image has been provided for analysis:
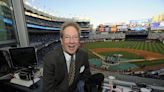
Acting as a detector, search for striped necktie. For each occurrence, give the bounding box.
[68,55,75,86]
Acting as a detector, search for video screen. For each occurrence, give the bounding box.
[9,47,37,68]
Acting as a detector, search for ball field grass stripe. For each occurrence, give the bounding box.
[158,43,164,54]
[83,41,164,54]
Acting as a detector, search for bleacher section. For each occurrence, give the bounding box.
[147,32,164,42]
[89,33,125,40]
[24,4,91,46]
[88,32,163,42]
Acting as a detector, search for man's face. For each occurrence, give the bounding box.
[60,26,80,55]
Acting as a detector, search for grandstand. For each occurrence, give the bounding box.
[147,32,164,43]
[89,33,125,41]
[93,18,164,42]
[24,4,92,45]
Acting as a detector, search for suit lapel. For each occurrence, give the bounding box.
[58,47,69,86]
[75,50,81,76]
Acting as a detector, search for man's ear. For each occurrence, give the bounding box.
[60,38,63,45]
[78,42,80,47]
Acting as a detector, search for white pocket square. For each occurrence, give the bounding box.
[80,66,85,73]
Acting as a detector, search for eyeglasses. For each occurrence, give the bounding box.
[63,36,79,40]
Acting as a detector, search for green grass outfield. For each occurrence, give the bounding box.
[82,41,164,54]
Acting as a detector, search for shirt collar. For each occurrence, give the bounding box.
[63,51,75,61]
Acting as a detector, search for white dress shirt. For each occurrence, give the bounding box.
[63,52,75,73]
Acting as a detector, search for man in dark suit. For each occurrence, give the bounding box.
[43,22,91,92]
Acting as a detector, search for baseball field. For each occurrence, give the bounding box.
[82,41,164,72]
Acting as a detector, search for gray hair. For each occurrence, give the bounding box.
[60,21,80,38]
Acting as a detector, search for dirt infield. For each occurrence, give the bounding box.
[90,48,164,60]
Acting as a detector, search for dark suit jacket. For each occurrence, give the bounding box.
[43,46,91,92]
